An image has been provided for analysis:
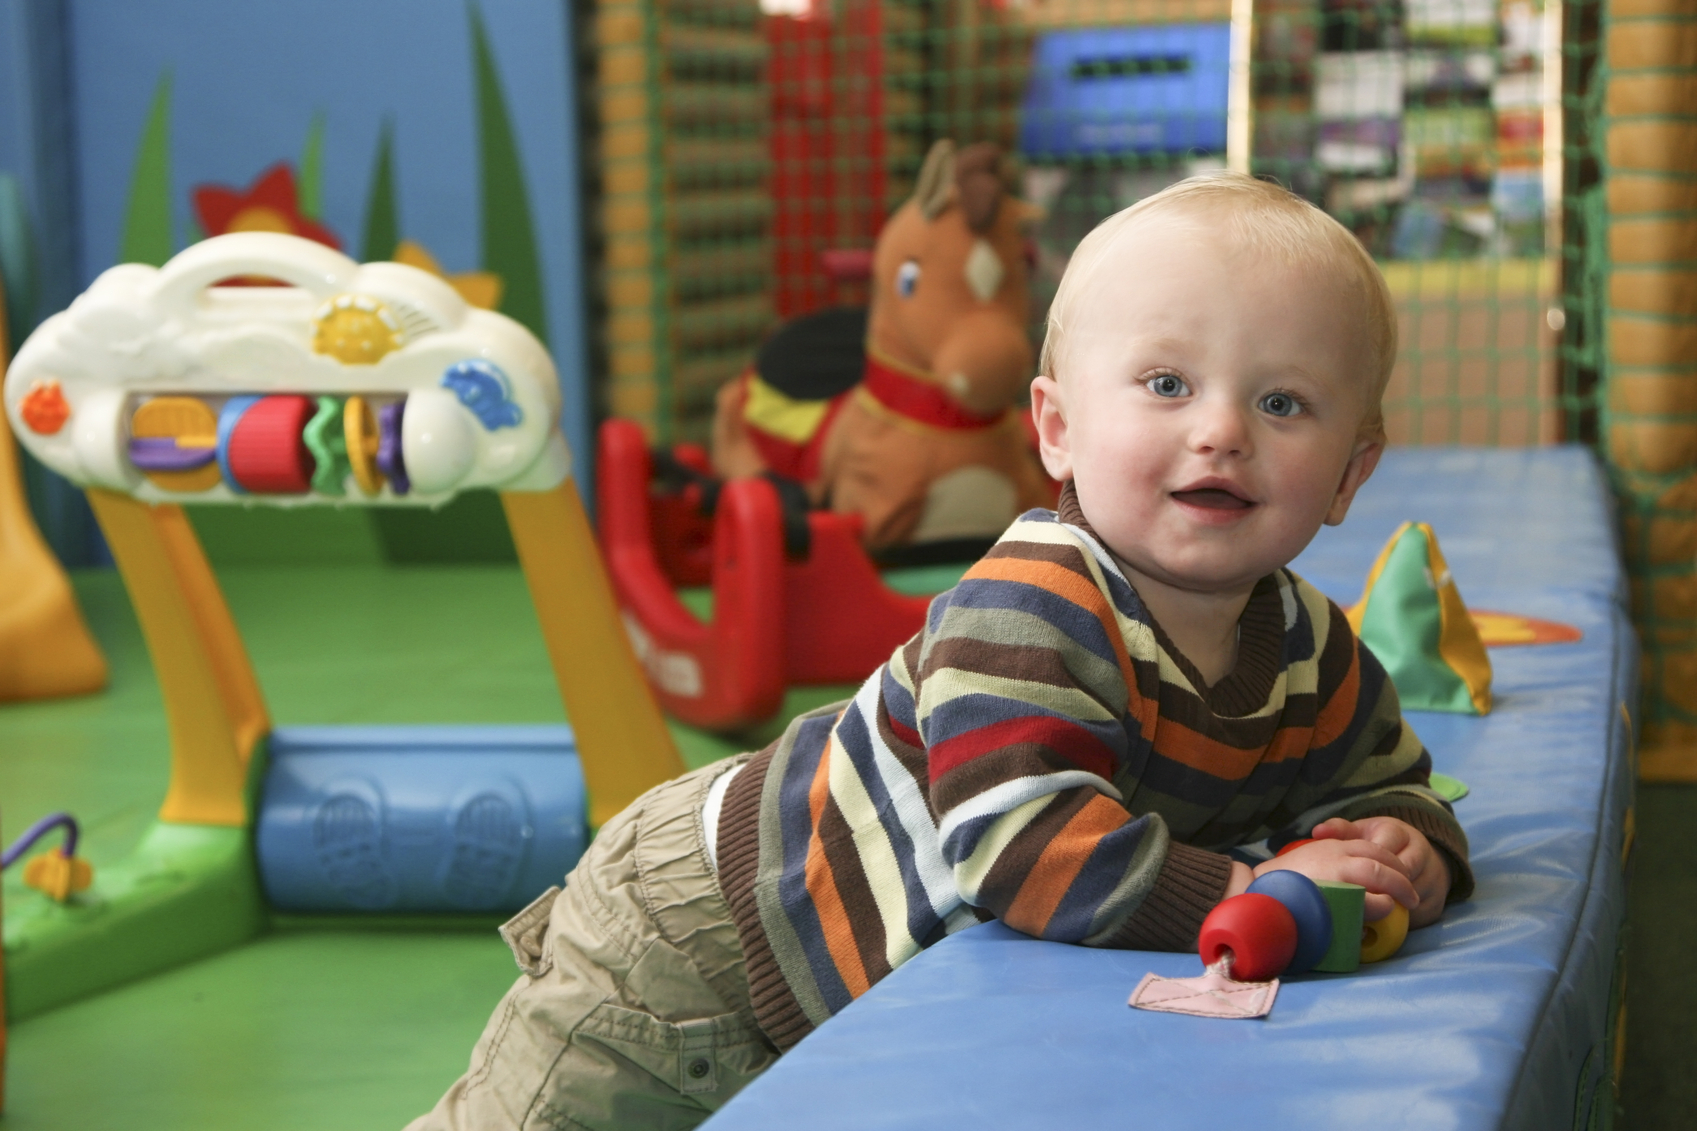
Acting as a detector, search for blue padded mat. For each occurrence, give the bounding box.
[706,447,1635,1131]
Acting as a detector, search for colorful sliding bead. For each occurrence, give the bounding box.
[1197,893,1297,982]
[343,395,384,496]
[304,396,350,496]
[216,395,261,494]
[1360,902,1410,963]
[129,396,220,492]
[1246,870,1333,974]
[1313,881,1366,973]
[226,394,316,493]
[377,399,409,495]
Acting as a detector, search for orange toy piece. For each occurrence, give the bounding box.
[1469,610,1584,647]
[18,378,70,434]
[131,396,222,492]
[711,139,1055,553]
[0,274,108,703]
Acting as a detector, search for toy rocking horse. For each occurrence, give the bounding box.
[596,139,1054,730]
[711,138,1054,554]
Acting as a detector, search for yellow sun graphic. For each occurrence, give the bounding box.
[312,294,404,365]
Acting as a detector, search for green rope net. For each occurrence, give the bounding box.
[1596,1,1697,750]
[589,0,1697,733]
[592,0,1592,443]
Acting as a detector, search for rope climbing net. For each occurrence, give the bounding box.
[586,0,1697,749]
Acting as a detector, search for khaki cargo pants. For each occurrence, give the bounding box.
[407,757,777,1130]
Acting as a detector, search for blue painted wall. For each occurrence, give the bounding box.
[0,0,594,564]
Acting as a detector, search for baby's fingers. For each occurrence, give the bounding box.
[1364,891,1401,922]
[1309,817,1362,841]
[1332,856,1420,912]
[1334,836,1416,879]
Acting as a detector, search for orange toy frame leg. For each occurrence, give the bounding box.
[0,294,107,703]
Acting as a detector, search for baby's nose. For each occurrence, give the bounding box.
[1189,401,1252,455]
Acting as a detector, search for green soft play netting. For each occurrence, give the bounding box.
[0,565,856,1129]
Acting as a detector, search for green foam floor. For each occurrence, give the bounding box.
[0,563,854,1127]
[3,928,517,1130]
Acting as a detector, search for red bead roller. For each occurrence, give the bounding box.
[1197,893,1298,982]
[226,395,316,493]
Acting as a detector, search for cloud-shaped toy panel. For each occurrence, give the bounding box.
[3,232,569,504]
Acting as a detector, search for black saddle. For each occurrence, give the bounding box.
[755,306,868,401]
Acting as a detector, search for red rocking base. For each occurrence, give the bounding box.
[596,419,931,731]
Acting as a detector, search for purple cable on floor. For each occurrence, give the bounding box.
[1,812,80,869]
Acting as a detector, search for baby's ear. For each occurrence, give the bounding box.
[1324,435,1383,526]
[1029,374,1073,482]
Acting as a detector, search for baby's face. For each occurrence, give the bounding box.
[1032,219,1383,596]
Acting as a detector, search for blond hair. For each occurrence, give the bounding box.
[1038,172,1397,434]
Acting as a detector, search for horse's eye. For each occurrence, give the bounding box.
[896,259,920,298]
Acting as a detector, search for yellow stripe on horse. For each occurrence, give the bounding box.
[742,372,837,445]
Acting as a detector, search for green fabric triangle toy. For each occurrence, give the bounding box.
[1347,522,1493,716]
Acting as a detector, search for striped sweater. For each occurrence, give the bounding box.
[715,487,1472,1051]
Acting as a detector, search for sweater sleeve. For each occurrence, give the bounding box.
[913,529,1233,951]
[1278,600,1475,903]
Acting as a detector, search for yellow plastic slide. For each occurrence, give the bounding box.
[0,276,106,702]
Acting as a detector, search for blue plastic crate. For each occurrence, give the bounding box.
[1020,24,1232,160]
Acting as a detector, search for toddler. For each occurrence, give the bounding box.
[409,172,1471,1131]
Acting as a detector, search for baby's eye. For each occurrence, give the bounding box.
[1260,391,1303,417]
[1148,373,1189,398]
[895,259,921,299]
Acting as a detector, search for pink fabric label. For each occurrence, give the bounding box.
[1128,962,1279,1020]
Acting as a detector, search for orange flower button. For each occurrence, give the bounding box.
[19,378,71,434]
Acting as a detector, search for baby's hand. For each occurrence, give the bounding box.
[1311,816,1451,928]
[1251,834,1418,924]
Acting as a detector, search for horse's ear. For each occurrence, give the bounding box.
[915,139,956,221]
[955,143,1007,233]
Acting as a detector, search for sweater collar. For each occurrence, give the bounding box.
[1054,480,1286,717]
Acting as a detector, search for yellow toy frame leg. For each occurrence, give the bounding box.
[504,480,685,829]
[85,491,268,826]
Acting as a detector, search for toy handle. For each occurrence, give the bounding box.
[151,232,359,318]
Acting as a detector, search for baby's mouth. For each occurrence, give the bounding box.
[1171,487,1254,511]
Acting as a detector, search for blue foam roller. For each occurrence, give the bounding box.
[256,725,587,913]
[1246,869,1333,974]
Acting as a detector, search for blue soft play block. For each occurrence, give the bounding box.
[1019,24,1231,160]
[256,725,587,914]
[706,447,1633,1131]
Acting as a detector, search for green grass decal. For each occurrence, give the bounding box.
[121,74,175,266]
[471,5,547,345]
[361,118,400,263]
[0,173,38,349]
[299,112,327,221]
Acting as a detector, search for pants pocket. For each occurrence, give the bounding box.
[501,885,563,977]
[570,1002,777,1107]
